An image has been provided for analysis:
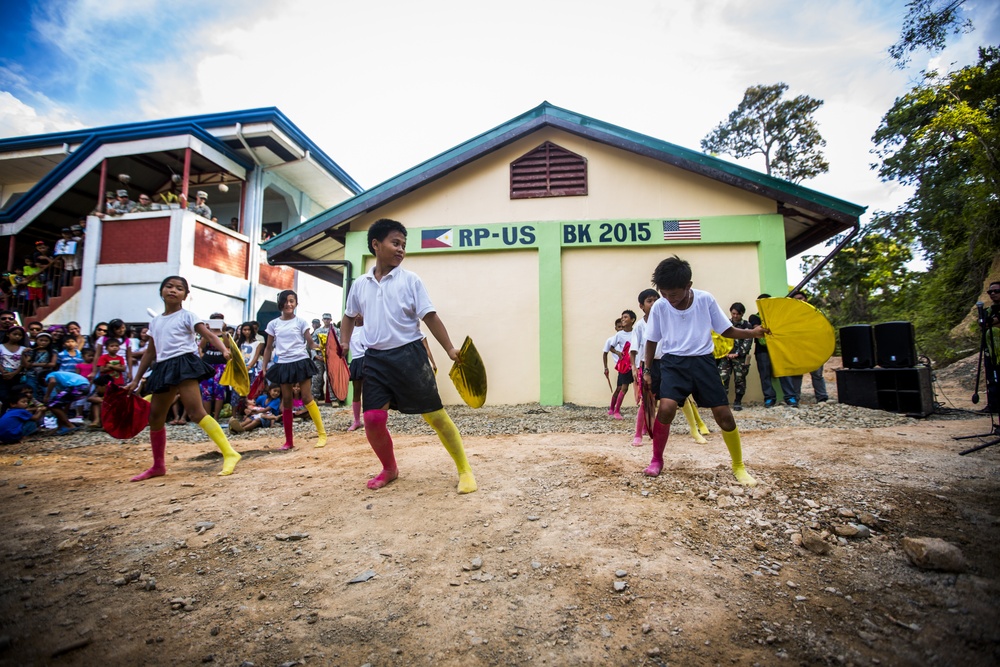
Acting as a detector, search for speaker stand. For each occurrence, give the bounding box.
[955,422,1000,455]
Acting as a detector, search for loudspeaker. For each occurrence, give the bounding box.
[840,325,875,369]
[875,321,917,368]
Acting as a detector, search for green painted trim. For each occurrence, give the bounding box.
[754,215,790,297]
[536,224,564,406]
[340,213,788,406]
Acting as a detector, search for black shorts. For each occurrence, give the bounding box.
[362,340,441,414]
[349,356,365,382]
[658,353,728,408]
[146,353,215,394]
[617,370,634,387]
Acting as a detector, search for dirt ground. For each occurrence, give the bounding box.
[1,361,999,667]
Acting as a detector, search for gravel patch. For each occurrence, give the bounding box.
[16,399,980,452]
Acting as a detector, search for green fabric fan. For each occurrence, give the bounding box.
[449,336,487,408]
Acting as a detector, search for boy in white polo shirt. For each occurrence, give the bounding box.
[339,218,476,494]
[642,256,767,485]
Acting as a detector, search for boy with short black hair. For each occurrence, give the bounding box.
[0,394,46,443]
[339,218,476,494]
[642,256,767,485]
[606,311,636,420]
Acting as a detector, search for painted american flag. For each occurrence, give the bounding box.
[662,219,701,240]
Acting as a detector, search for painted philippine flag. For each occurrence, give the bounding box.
[662,219,701,240]
[420,228,454,249]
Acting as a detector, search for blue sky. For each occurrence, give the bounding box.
[1,0,998,274]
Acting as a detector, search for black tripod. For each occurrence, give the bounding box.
[956,302,999,455]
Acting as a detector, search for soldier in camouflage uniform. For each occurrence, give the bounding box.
[109,189,135,215]
[132,193,154,212]
[188,190,212,219]
[717,302,752,410]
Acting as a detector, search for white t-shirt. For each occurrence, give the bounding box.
[344,267,434,351]
[149,309,201,362]
[349,326,366,360]
[645,288,731,357]
[265,316,310,364]
[602,334,620,368]
[631,318,664,361]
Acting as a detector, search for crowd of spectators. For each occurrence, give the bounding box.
[0,310,340,445]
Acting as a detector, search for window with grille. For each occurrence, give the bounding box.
[510,141,587,199]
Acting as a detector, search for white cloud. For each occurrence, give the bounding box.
[0,89,84,137]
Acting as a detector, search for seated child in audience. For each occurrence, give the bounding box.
[0,394,46,443]
[229,384,282,434]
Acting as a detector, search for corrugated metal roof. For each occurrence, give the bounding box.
[0,108,363,223]
[263,101,866,261]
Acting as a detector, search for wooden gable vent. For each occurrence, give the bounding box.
[510,141,588,199]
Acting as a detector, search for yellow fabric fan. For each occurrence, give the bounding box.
[449,336,487,408]
[757,297,835,376]
[219,333,251,397]
[711,331,734,359]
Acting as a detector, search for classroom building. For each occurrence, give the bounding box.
[264,102,865,407]
[0,108,361,327]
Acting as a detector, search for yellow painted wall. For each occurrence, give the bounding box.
[350,128,776,230]
[364,250,541,405]
[347,127,781,406]
[562,244,765,406]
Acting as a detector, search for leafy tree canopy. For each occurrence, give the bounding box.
[888,0,973,67]
[701,83,829,183]
[811,46,999,361]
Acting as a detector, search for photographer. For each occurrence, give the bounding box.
[982,280,1000,413]
[988,281,1000,326]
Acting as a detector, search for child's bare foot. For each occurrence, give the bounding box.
[367,468,398,490]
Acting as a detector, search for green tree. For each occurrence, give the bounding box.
[802,220,917,329]
[888,0,972,67]
[701,83,829,183]
[871,46,1000,359]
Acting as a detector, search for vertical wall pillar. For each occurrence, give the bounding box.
[536,224,563,406]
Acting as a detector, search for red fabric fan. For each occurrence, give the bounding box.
[247,371,266,402]
[326,329,350,402]
[102,383,151,440]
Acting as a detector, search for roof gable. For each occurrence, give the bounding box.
[264,101,865,262]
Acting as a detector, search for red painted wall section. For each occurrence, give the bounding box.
[259,261,295,290]
[99,217,171,264]
[193,222,248,279]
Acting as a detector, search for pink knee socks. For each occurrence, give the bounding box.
[131,428,166,481]
[281,409,294,449]
[363,409,398,489]
[643,420,670,477]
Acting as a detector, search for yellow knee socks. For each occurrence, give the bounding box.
[306,401,327,447]
[423,408,477,494]
[199,416,241,476]
[721,426,756,486]
[681,401,708,444]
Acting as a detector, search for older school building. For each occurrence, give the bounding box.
[264,102,865,407]
[0,108,362,327]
